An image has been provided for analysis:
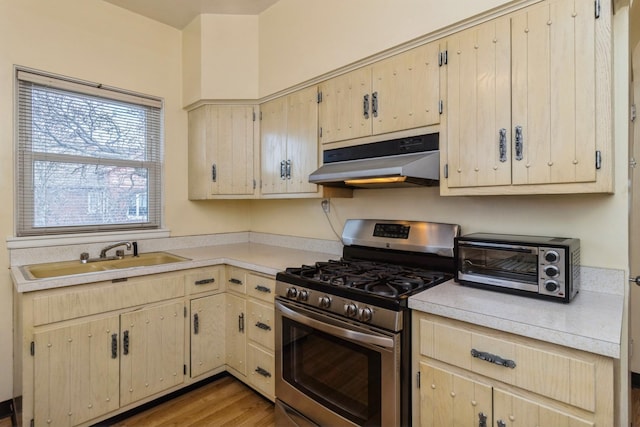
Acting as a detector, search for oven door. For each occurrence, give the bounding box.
[275,298,400,427]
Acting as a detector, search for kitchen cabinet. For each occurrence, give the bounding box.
[224,266,276,400]
[318,42,440,146]
[440,0,612,195]
[413,312,614,426]
[188,104,258,199]
[260,86,321,197]
[190,294,225,378]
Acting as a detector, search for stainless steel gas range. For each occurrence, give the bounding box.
[274,219,460,427]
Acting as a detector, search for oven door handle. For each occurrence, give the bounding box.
[276,300,395,349]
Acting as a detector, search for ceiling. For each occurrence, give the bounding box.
[103,0,280,29]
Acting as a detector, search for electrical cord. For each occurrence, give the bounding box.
[321,199,343,243]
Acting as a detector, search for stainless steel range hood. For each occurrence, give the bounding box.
[309,133,440,188]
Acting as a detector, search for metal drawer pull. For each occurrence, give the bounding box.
[255,285,271,293]
[194,278,215,285]
[471,348,516,368]
[514,125,523,160]
[286,159,291,179]
[194,313,199,334]
[255,366,272,378]
[478,412,487,427]
[111,333,118,359]
[239,313,245,332]
[363,94,370,119]
[280,160,286,179]
[123,330,130,355]
[372,92,379,118]
[498,128,507,162]
[211,164,217,182]
[255,321,271,331]
[229,278,243,285]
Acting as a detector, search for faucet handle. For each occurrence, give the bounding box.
[80,252,89,263]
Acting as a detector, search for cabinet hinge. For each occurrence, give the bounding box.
[439,100,444,115]
[444,164,449,179]
[184,306,187,318]
[416,371,421,388]
[30,419,34,427]
[439,50,448,66]
[253,179,257,190]
[317,91,323,103]
[632,104,636,122]
[30,341,34,356]
[594,0,601,18]
[319,127,323,138]
[184,364,187,375]
[252,111,256,122]
[595,150,602,170]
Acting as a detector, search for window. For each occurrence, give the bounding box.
[16,69,163,237]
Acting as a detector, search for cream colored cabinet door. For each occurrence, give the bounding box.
[188,104,256,198]
[34,316,120,427]
[260,86,319,195]
[318,67,371,145]
[443,16,512,188]
[419,362,492,427]
[190,294,225,378]
[493,389,593,427]
[511,0,597,186]
[225,293,247,376]
[120,301,185,407]
[371,41,441,135]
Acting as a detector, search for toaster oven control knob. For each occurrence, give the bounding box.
[345,303,358,318]
[298,290,309,302]
[545,280,559,292]
[286,287,298,299]
[544,265,560,278]
[359,307,373,322]
[318,296,332,308]
[545,250,560,263]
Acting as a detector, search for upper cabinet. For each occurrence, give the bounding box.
[188,105,258,199]
[440,0,612,195]
[318,42,441,146]
[260,86,323,197]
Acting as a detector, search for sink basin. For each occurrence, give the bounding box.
[21,252,190,280]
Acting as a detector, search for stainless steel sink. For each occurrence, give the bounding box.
[21,252,190,280]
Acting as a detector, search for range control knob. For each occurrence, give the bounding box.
[344,303,358,318]
[359,307,373,322]
[544,265,560,278]
[545,280,559,292]
[286,287,298,299]
[298,290,309,302]
[545,250,560,263]
[318,296,332,308]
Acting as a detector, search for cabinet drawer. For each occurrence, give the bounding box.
[247,343,275,399]
[32,272,185,325]
[185,266,221,294]
[247,300,274,350]
[226,267,247,294]
[246,273,275,302]
[418,315,603,412]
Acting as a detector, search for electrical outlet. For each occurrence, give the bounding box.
[321,199,330,213]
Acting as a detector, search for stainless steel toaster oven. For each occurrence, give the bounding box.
[455,233,580,303]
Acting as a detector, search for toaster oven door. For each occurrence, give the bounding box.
[457,242,540,291]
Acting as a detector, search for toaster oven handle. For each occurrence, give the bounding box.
[457,241,538,254]
[275,300,394,349]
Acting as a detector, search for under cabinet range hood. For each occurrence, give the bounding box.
[309,133,440,188]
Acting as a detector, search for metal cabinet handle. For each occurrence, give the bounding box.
[212,164,217,182]
[111,333,118,359]
[123,330,130,355]
[471,348,516,368]
[228,278,243,285]
[499,128,507,163]
[239,313,245,333]
[194,313,199,335]
[255,285,271,293]
[478,412,487,427]
[363,94,370,119]
[194,278,215,285]
[372,91,378,118]
[255,321,271,331]
[286,159,291,179]
[255,366,272,378]
[514,125,523,160]
[280,160,286,179]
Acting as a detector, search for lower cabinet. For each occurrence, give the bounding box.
[225,292,247,375]
[413,312,614,427]
[190,293,226,378]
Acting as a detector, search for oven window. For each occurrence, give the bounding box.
[282,317,381,426]
[459,246,538,283]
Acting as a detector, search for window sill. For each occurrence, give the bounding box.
[6,228,171,249]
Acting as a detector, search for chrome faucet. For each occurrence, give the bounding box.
[100,241,132,259]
